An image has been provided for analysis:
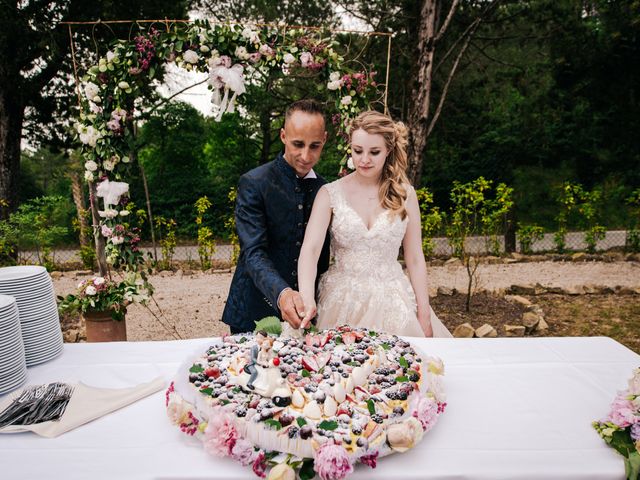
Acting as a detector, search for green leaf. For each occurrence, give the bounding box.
[264,419,282,430]
[189,364,204,373]
[175,40,184,51]
[625,451,640,480]
[348,361,360,367]
[367,399,376,415]
[254,316,282,335]
[299,459,315,480]
[334,336,343,345]
[301,369,311,378]
[199,387,213,396]
[368,330,378,337]
[296,416,307,427]
[381,342,390,350]
[238,336,248,343]
[318,420,338,431]
[399,357,409,368]
[396,376,409,382]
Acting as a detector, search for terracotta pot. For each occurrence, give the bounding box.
[82,309,127,342]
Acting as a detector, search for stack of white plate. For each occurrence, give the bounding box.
[0,266,63,366]
[0,294,27,394]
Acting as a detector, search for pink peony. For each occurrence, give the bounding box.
[203,409,238,457]
[608,394,639,428]
[252,450,267,478]
[314,442,353,480]
[414,396,440,432]
[231,438,256,466]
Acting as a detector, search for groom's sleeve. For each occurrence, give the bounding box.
[235,175,289,310]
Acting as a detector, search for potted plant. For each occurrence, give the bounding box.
[58,272,152,342]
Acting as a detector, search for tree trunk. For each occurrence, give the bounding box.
[70,172,89,248]
[0,88,23,219]
[407,0,437,186]
[504,209,516,253]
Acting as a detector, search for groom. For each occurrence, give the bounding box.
[222,99,331,334]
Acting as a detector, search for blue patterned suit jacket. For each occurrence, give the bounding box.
[222,153,330,332]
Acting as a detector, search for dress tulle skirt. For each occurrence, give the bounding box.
[316,267,452,338]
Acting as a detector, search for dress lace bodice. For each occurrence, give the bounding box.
[316,180,452,337]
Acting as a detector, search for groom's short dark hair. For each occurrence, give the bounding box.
[285,99,325,125]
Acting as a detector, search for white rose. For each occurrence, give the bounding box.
[89,102,102,114]
[326,80,341,91]
[84,160,98,172]
[629,369,640,395]
[282,53,296,64]
[93,277,106,286]
[84,82,100,100]
[84,171,94,182]
[119,210,130,216]
[106,51,116,63]
[259,44,274,57]
[386,417,424,452]
[166,395,191,425]
[183,50,199,64]
[347,157,354,170]
[329,71,341,82]
[103,159,115,171]
[241,27,259,44]
[234,46,250,60]
[79,126,102,147]
[98,209,119,219]
[85,285,97,296]
[111,235,125,245]
[267,463,295,480]
[340,95,352,106]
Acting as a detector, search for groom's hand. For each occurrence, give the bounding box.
[278,289,306,329]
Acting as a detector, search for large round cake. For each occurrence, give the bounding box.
[166,326,446,479]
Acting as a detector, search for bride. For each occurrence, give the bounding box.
[297,110,452,337]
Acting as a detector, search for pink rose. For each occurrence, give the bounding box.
[101,225,113,237]
[300,51,313,67]
[414,396,440,432]
[231,438,256,466]
[314,442,353,480]
[203,408,238,457]
[608,394,639,428]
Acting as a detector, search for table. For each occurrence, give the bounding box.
[0,337,637,480]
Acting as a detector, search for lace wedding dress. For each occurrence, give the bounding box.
[316,181,452,337]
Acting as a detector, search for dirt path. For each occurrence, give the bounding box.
[52,260,640,341]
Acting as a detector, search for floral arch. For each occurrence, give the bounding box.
[68,19,386,282]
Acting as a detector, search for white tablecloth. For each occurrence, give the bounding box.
[0,337,637,480]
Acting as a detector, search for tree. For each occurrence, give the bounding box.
[0,0,190,219]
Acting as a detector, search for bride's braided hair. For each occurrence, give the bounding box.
[349,110,410,219]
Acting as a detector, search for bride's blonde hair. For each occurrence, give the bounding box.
[349,110,410,219]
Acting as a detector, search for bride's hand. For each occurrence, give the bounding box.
[418,311,433,337]
[300,298,317,329]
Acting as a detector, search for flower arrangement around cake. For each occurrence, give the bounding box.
[166,325,446,479]
[593,367,640,480]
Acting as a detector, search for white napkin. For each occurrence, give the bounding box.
[0,377,165,438]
